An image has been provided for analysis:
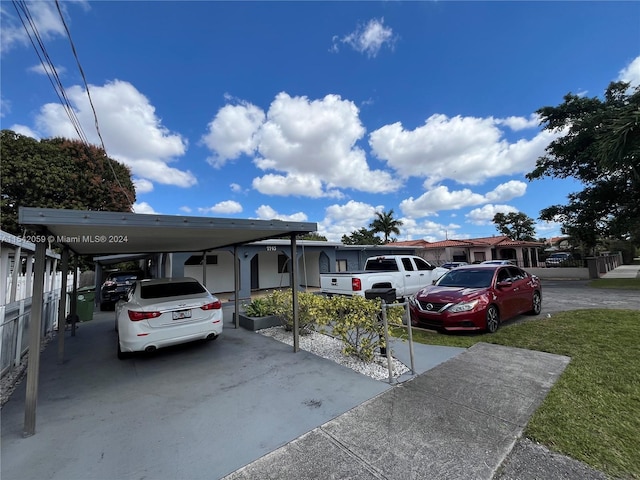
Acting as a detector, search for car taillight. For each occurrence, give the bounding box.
[128,310,161,321]
[201,300,222,310]
[352,278,362,291]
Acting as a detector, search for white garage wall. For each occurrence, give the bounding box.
[184,252,235,293]
[258,252,290,289]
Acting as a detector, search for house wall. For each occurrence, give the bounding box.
[183,251,236,292]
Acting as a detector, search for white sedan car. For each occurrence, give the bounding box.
[116,277,223,359]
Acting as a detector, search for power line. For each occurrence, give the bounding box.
[53,0,134,209]
[11,0,134,210]
[12,0,90,145]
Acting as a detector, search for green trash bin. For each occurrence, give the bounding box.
[75,286,96,322]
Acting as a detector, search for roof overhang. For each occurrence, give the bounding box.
[18,207,318,257]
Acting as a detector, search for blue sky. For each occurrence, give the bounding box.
[2,1,639,242]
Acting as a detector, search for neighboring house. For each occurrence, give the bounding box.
[392,236,544,268]
[545,236,573,252]
[94,240,417,303]
[94,236,546,303]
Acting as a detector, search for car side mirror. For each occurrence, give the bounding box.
[497,280,512,289]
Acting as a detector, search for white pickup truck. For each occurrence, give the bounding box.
[320,255,448,300]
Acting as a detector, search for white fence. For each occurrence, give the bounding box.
[1,272,77,378]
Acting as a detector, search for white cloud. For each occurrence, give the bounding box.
[496,114,540,131]
[618,55,640,87]
[199,200,243,215]
[465,204,518,225]
[9,124,39,139]
[484,180,527,202]
[1,2,65,54]
[401,186,486,217]
[34,79,196,188]
[317,200,382,242]
[333,18,396,58]
[398,217,462,243]
[255,205,308,222]
[132,201,159,214]
[203,92,402,198]
[28,63,66,76]
[369,114,557,185]
[400,181,527,218]
[201,102,265,168]
[230,183,242,193]
[133,178,154,194]
[179,206,192,213]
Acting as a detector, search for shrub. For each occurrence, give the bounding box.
[269,289,330,334]
[326,295,405,362]
[242,295,279,317]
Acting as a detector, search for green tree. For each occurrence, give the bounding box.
[492,212,536,241]
[369,209,404,243]
[300,232,327,241]
[341,228,383,245]
[0,130,136,236]
[527,82,640,248]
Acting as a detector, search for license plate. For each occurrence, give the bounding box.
[172,309,192,320]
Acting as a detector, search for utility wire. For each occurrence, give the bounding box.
[12,0,89,145]
[54,0,134,209]
[12,0,134,210]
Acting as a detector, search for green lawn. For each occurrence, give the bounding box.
[588,278,640,290]
[402,309,640,479]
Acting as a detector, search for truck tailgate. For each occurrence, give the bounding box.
[320,272,364,295]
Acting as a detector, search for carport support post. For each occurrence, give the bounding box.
[71,255,78,337]
[23,239,46,437]
[234,246,240,329]
[57,247,70,364]
[290,234,299,353]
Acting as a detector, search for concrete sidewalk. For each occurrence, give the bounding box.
[601,263,640,279]
[224,343,570,480]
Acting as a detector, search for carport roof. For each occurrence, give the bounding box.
[18,207,318,256]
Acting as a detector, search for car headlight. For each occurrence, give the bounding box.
[448,300,479,313]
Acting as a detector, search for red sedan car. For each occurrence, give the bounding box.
[409,264,542,333]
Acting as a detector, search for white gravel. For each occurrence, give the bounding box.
[257,326,409,381]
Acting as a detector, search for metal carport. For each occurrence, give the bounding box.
[17,206,317,437]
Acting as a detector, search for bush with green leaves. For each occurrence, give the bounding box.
[242,295,279,317]
[326,295,406,362]
[268,289,331,334]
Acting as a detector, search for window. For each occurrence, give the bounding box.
[278,254,290,274]
[141,281,206,299]
[473,252,486,263]
[336,259,348,272]
[184,254,218,265]
[401,258,415,271]
[414,258,435,271]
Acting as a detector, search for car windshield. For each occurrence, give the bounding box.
[437,269,495,288]
[111,274,138,283]
[141,281,207,299]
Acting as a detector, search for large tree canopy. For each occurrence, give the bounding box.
[527,82,640,247]
[1,130,136,236]
[492,212,536,241]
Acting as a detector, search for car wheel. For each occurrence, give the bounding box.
[486,305,499,333]
[100,302,108,311]
[117,336,131,360]
[529,291,542,315]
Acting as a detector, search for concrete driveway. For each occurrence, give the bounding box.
[1,305,464,480]
[2,276,637,480]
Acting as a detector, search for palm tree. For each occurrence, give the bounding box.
[369,209,404,243]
